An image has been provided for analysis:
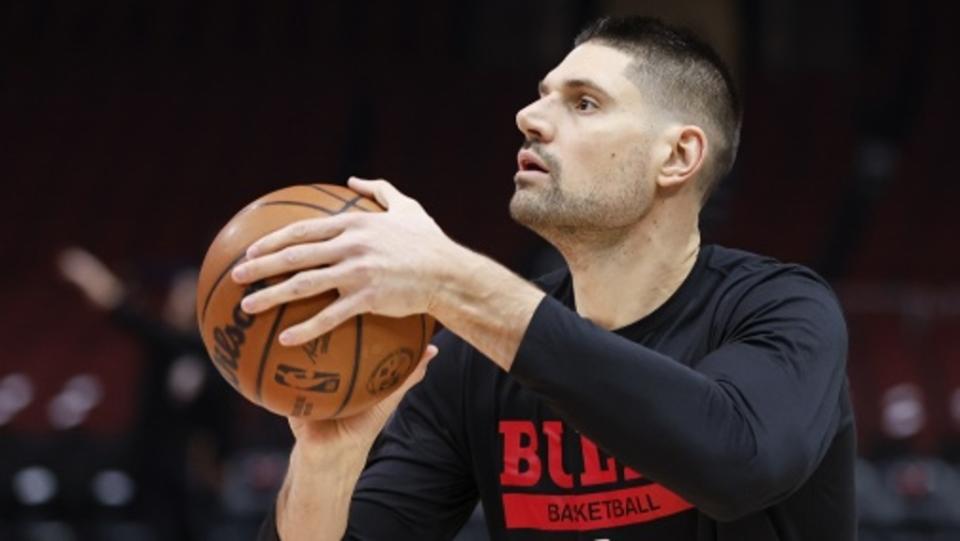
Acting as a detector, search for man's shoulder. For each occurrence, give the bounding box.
[704,244,794,276]
[702,244,845,335]
[703,244,834,296]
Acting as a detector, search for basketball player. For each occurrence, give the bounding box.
[234,16,855,540]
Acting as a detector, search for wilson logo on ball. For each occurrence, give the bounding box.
[210,281,266,388]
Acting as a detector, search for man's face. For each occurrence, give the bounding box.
[510,42,663,236]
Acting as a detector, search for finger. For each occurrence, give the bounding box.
[240,266,344,315]
[347,177,407,210]
[246,213,356,258]
[232,239,348,284]
[277,292,367,346]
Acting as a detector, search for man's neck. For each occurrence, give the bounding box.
[551,204,701,330]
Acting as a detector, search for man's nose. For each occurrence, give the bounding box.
[516,100,555,143]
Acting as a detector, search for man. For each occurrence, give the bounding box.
[237,16,855,540]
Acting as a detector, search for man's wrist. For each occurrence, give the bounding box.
[424,242,546,371]
[426,242,485,319]
[291,438,369,477]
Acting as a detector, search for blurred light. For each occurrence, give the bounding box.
[0,373,34,425]
[48,394,87,429]
[91,469,135,507]
[0,373,34,409]
[63,374,103,410]
[48,374,103,430]
[13,466,58,505]
[167,354,206,404]
[881,383,926,439]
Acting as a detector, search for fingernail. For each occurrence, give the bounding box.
[278,331,293,345]
[241,297,256,313]
[246,244,260,257]
[232,266,246,281]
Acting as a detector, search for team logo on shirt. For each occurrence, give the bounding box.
[499,420,694,531]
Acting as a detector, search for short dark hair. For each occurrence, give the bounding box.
[575,16,742,202]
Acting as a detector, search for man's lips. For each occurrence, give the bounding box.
[514,169,550,183]
[517,149,550,173]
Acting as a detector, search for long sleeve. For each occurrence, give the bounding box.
[508,269,848,521]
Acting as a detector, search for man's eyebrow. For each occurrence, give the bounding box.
[538,78,613,99]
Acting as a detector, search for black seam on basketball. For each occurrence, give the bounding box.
[333,315,363,416]
[336,195,364,214]
[257,200,338,214]
[200,253,248,326]
[418,314,426,359]
[255,303,288,404]
[308,184,350,203]
[309,185,373,212]
[202,201,334,326]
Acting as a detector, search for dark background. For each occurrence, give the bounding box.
[2,0,959,539]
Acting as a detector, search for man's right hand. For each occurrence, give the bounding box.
[275,344,439,541]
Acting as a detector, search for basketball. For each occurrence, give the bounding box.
[195,183,436,420]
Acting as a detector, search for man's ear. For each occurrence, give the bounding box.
[657,125,707,189]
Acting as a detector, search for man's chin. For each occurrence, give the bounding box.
[509,197,551,230]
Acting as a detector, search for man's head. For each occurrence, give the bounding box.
[510,16,741,239]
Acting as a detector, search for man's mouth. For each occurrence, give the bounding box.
[517,149,550,174]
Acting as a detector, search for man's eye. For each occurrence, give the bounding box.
[575,97,598,112]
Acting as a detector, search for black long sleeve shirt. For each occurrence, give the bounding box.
[259,244,856,540]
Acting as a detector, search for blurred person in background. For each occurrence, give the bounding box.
[58,247,232,540]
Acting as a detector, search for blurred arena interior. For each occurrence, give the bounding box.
[2,0,959,539]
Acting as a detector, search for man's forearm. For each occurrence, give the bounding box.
[428,245,546,372]
[275,441,366,541]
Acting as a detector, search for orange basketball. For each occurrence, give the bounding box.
[196,184,435,420]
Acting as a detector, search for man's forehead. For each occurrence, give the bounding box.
[541,43,638,94]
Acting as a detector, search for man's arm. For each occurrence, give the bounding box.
[422,241,847,520]
[506,270,848,520]
[258,332,477,541]
[255,343,438,541]
[270,437,367,540]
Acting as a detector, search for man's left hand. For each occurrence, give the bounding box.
[231,177,460,346]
